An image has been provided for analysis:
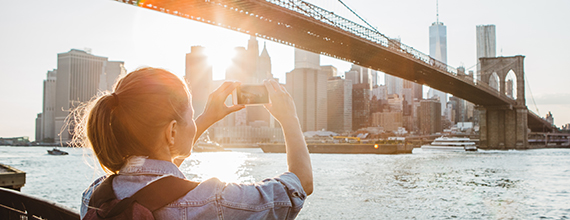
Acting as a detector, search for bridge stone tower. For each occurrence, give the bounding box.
[478,56,528,149]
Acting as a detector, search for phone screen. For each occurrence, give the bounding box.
[235,84,269,105]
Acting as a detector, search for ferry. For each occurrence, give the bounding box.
[421,136,477,151]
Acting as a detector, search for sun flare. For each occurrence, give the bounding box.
[203,46,235,80]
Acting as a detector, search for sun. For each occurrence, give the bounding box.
[203,46,235,80]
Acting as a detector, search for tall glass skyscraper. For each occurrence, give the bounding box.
[428,15,448,115]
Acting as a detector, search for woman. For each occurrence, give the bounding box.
[78,67,312,219]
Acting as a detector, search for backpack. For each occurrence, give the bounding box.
[84,175,199,220]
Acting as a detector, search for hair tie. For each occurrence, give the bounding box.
[111,93,119,107]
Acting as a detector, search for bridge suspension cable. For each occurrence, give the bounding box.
[336,0,379,33]
[525,74,540,115]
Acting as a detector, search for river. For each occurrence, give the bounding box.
[1,146,569,219]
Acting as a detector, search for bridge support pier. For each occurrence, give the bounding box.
[478,105,528,149]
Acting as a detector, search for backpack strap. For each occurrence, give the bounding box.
[90,175,200,218]
[89,175,118,208]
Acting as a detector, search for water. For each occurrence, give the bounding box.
[1,146,569,219]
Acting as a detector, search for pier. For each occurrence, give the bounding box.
[0,163,26,191]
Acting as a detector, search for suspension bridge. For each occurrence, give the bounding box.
[112,0,560,149]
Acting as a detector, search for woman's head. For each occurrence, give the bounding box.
[78,67,196,174]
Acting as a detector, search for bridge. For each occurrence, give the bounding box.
[112,0,556,149]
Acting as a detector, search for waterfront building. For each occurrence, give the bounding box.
[327,77,352,133]
[53,49,124,143]
[35,113,42,142]
[185,46,212,118]
[41,69,57,142]
[352,83,370,131]
[476,25,496,81]
[420,98,442,135]
[371,111,403,132]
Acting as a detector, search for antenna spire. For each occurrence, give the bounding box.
[436,0,439,24]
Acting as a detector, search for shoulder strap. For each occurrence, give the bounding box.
[89,174,118,207]
[103,176,200,217]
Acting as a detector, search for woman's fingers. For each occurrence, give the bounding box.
[221,81,240,97]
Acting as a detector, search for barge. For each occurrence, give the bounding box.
[259,143,414,154]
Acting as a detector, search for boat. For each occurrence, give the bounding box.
[259,142,414,154]
[421,136,477,151]
[47,148,68,155]
[193,141,229,152]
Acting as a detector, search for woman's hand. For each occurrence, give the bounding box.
[263,79,299,125]
[193,81,244,144]
[200,81,245,124]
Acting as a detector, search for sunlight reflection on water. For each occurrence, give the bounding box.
[179,151,256,183]
[1,146,569,219]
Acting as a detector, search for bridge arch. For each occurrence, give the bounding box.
[505,70,517,99]
[489,72,500,91]
[479,56,525,106]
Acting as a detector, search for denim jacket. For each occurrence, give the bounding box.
[80,157,307,219]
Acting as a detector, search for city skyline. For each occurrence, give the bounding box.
[1,0,569,139]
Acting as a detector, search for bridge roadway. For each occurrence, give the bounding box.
[112,0,554,132]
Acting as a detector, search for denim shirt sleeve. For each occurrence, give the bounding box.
[219,172,307,219]
[80,176,106,219]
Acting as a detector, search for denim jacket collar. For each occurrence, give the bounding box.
[118,156,185,179]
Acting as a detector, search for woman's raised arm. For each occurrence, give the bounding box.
[264,80,313,195]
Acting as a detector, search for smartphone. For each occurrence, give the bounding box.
[233,84,269,105]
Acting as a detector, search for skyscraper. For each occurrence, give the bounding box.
[294,48,320,70]
[420,98,442,135]
[53,49,124,143]
[345,64,376,90]
[476,25,496,80]
[429,6,448,115]
[327,77,352,133]
[352,83,370,131]
[286,48,327,132]
[186,46,213,117]
[41,69,57,142]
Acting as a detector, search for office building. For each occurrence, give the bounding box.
[371,111,403,132]
[41,69,57,142]
[345,65,376,90]
[35,113,42,142]
[327,77,352,133]
[186,46,213,118]
[53,49,124,143]
[429,10,448,114]
[352,83,370,131]
[294,48,320,70]
[99,61,126,92]
[385,74,403,96]
[419,98,442,135]
[476,25,496,80]
[286,67,328,132]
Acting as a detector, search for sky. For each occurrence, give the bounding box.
[1,0,569,140]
